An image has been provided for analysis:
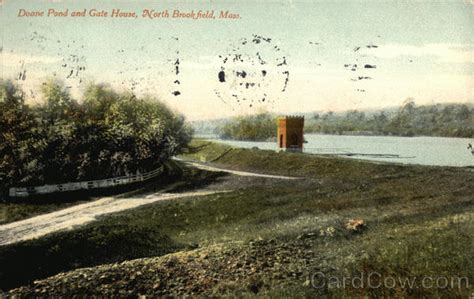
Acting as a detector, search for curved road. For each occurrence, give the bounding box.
[0,161,298,246]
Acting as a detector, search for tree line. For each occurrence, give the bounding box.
[0,79,193,196]
[216,100,474,141]
[218,112,276,141]
[306,100,474,137]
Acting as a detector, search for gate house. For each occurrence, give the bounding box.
[277,116,304,152]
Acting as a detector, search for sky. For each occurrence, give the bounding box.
[1,0,473,120]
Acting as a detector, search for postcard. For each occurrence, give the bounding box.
[0,0,473,297]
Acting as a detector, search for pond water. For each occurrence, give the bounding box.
[195,134,474,167]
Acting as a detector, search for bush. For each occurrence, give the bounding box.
[218,112,276,141]
[0,79,193,191]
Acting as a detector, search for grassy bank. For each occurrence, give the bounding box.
[2,140,473,297]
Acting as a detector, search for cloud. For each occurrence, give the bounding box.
[0,50,61,67]
[361,43,474,64]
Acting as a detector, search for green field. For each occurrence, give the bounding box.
[2,139,473,297]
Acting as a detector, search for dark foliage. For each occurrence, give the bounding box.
[0,79,193,194]
[218,112,276,141]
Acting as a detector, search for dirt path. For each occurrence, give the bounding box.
[174,158,300,180]
[0,161,299,246]
[0,190,228,246]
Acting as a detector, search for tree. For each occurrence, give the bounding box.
[219,112,275,141]
[1,80,193,191]
[39,79,78,125]
[455,104,470,121]
[372,112,388,133]
[400,98,416,116]
[0,80,43,189]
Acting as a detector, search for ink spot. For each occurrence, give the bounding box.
[218,70,226,82]
[66,69,74,79]
[236,71,247,78]
[256,52,266,65]
[282,71,289,92]
[277,56,287,66]
[174,58,180,75]
[245,82,255,89]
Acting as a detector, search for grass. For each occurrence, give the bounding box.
[1,139,473,297]
[0,161,187,225]
[183,139,444,180]
[0,194,97,225]
[339,213,474,298]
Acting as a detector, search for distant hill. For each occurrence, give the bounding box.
[193,102,474,139]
